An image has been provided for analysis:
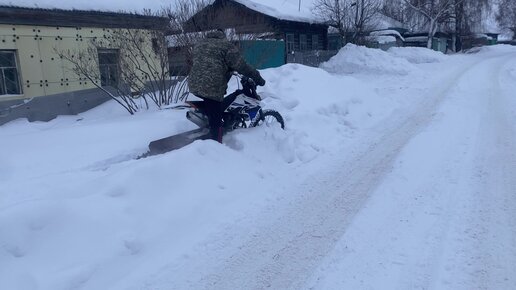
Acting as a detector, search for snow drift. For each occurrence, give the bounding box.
[388,47,447,64]
[320,44,418,75]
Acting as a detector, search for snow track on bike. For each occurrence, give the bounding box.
[137,53,516,289]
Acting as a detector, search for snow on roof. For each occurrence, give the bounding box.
[0,0,169,13]
[233,0,324,24]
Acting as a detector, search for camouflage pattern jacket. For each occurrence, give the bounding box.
[188,30,265,102]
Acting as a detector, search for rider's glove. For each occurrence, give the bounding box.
[256,76,266,86]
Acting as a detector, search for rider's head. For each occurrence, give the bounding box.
[206,27,226,39]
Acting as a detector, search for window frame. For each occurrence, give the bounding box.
[299,34,308,51]
[312,34,320,50]
[97,49,120,87]
[286,33,295,53]
[0,50,22,96]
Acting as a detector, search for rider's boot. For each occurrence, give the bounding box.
[210,125,223,143]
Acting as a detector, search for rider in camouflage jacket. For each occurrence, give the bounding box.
[188,30,265,101]
[188,30,265,143]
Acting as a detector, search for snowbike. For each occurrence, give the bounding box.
[186,75,285,132]
[146,75,284,156]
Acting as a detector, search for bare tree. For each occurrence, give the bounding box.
[167,0,210,70]
[58,46,142,115]
[497,0,516,39]
[434,0,490,51]
[57,8,195,115]
[381,0,408,24]
[382,0,492,51]
[353,0,382,43]
[403,0,464,49]
[313,0,381,44]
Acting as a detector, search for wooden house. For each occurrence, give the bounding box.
[176,0,329,68]
[0,6,167,125]
[461,33,499,50]
[403,32,452,53]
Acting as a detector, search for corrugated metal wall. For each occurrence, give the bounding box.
[240,40,285,69]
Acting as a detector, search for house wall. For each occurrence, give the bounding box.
[0,23,159,125]
[0,24,107,101]
[185,0,274,33]
[184,0,329,55]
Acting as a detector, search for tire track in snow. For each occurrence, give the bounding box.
[140,53,514,290]
[305,52,516,290]
[431,53,516,289]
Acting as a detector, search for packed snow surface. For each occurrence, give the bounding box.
[388,46,448,64]
[1,45,516,290]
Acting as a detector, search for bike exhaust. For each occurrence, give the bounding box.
[186,110,209,128]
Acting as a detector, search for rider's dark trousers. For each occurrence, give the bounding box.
[199,93,239,143]
[199,97,223,143]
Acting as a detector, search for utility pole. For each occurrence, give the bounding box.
[351,1,359,43]
[299,0,301,12]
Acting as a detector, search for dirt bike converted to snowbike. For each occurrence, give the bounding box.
[145,76,285,156]
[186,75,285,132]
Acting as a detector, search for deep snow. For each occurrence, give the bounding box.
[1,45,516,290]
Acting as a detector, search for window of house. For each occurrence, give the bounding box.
[98,49,119,87]
[152,38,160,54]
[312,35,320,50]
[299,34,308,51]
[0,50,22,95]
[286,33,295,53]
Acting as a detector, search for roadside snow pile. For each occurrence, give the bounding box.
[224,63,393,163]
[472,44,516,55]
[321,44,417,75]
[388,47,447,64]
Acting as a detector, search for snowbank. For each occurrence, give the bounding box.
[467,44,516,55]
[320,44,418,75]
[388,46,447,64]
[223,63,393,163]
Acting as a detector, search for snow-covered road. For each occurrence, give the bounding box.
[1,46,515,290]
[306,49,516,289]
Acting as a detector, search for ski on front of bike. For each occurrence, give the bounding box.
[140,128,210,158]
